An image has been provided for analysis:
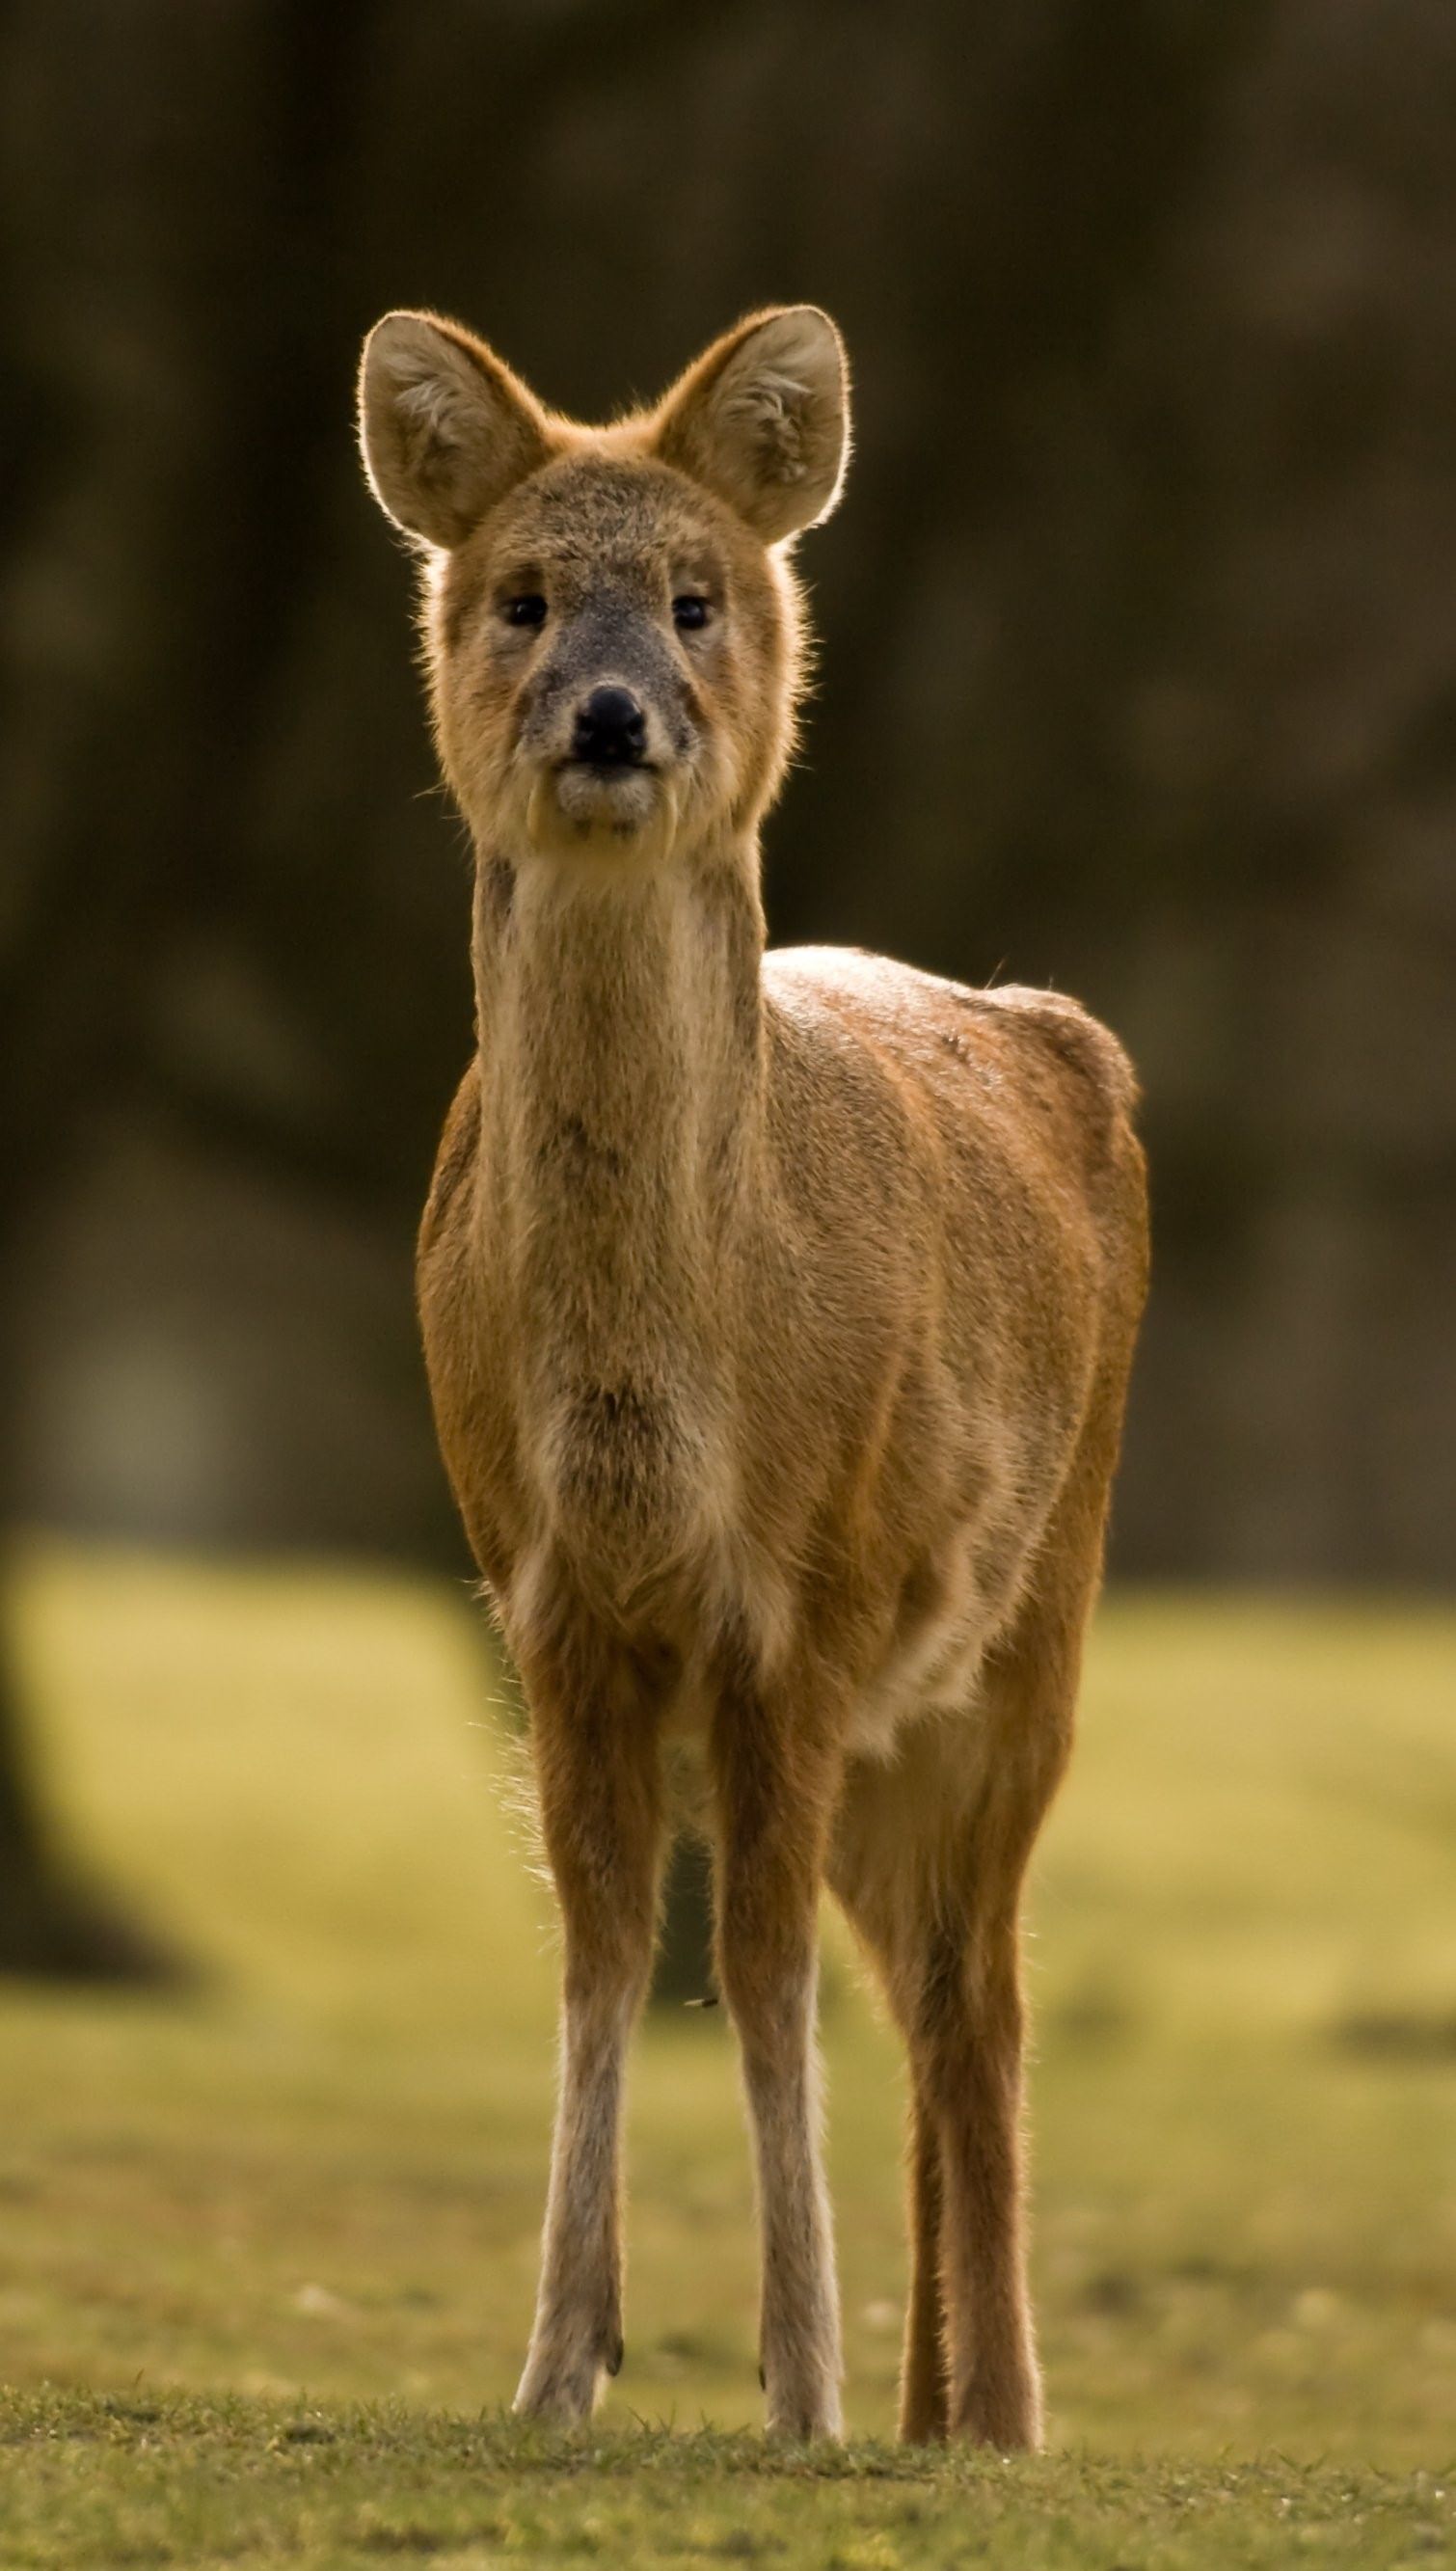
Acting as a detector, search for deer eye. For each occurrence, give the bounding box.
[504,593,547,630]
[672,595,711,632]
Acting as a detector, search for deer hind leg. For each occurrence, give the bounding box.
[930,1546,1108,2448]
[711,1654,845,2440]
[829,1757,958,2444]
[835,1736,1059,2450]
[831,1577,1092,2447]
[512,1618,666,2424]
[900,2079,952,2441]
[920,1868,1042,2449]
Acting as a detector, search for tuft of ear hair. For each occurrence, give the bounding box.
[655,306,850,543]
[358,311,552,548]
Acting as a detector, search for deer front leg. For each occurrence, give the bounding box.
[712,1665,844,2441]
[513,1627,663,2424]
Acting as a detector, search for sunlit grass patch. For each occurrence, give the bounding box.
[0,2391,1451,2570]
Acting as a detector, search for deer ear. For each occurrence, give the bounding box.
[358,311,552,547]
[654,306,850,542]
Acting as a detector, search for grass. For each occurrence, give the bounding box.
[4,2395,1452,2571]
[0,1543,1452,2564]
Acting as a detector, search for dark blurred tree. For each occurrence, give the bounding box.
[3,0,1454,1971]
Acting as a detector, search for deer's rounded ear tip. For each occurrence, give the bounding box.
[364,310,427,359]
[360,313,406,387]
[364,311,472,381]
[757,305,849,388]
[759,301,841,336]
[780,302,844,338]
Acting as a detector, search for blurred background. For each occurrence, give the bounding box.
[0,0,1452,2454]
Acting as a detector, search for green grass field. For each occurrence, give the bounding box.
[1,1544,1452,2566]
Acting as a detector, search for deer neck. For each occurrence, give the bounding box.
[471,832,767,1390]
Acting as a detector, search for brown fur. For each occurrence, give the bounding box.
[358,304,1148,2444]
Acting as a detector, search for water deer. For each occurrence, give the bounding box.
[358,303,1147,2447]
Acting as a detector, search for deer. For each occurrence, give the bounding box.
[356,301,1148,2449]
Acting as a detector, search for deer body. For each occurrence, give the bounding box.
[360,305,1147,2446]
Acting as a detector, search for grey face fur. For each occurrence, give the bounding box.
[515,567,704,835]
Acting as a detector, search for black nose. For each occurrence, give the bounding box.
[572,685,647,768]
